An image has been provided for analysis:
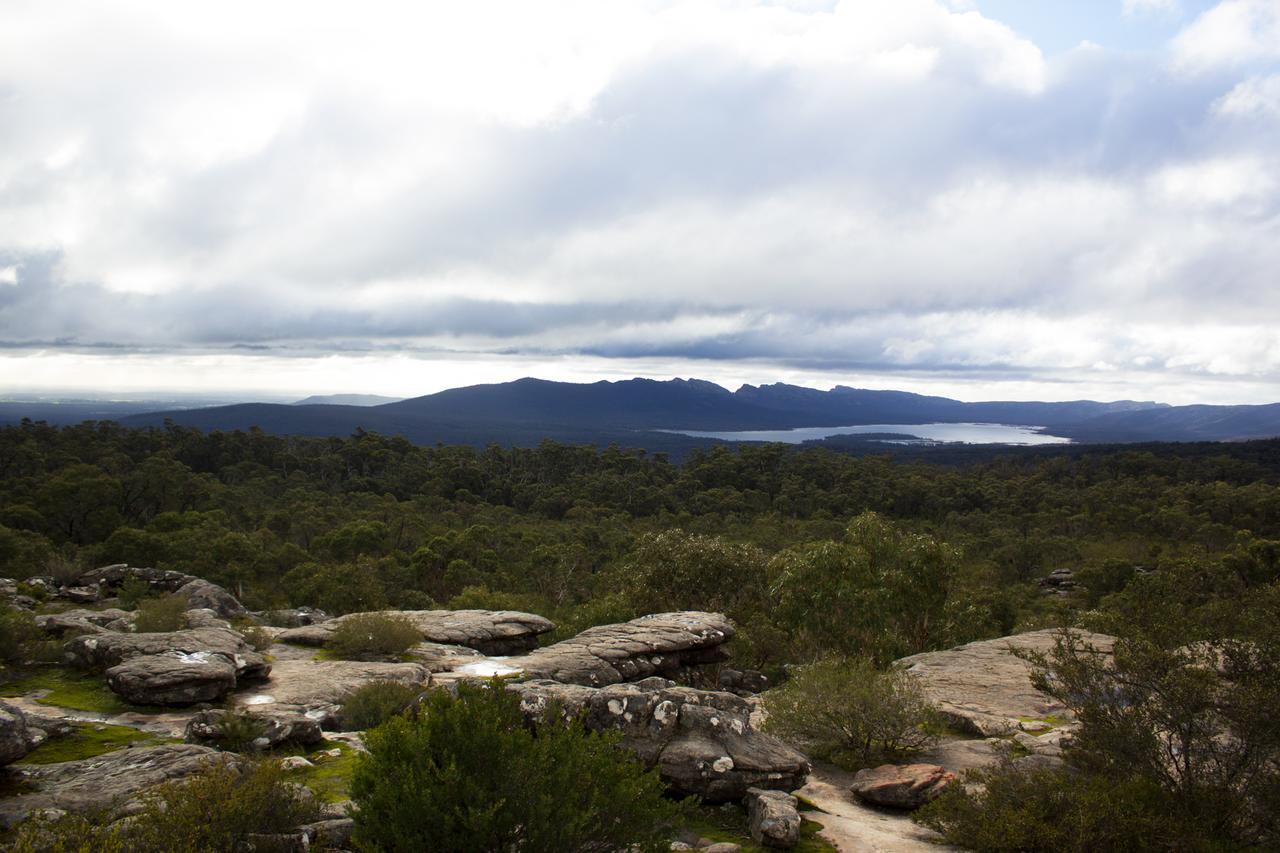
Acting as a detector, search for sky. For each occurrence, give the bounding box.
[2,0,1279,405]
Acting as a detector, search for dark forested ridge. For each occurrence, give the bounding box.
[94,377,1280,446]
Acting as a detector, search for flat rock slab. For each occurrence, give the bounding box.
[232,658,431,708]
[895,629,1115,736]
[0,744,228,828]
[501,612,735,686]
[509,677,808,801]
[278,609,554,655]
[850,764,956,810]
[796,763,957,853]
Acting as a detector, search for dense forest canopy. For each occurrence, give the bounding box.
[3,419,1278,669]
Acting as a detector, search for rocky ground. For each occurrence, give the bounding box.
[1,565,1111,851]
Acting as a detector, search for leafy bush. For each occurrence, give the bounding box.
[350,681,683,852]
[915,760,1189,852]
[327,612,421,660]
[1,605,40,669]
[117,576,153,609]
[340,679,423,730]
[7,758,319,853]
[237,624,274,652]
[1014,628,1280,848]
[212,709,269,752]
[763,657,942,767]
[132,593,187,632]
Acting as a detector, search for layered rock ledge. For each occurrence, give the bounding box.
[509,677,809,801]
[277,609,554,655]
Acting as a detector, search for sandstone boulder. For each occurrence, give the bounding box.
[76,564,195,594]
[254,607,330,628]
[107,652,240,705]
[278,609,554,655]
[0,700,38,766]
[185,709,324,750]
[509,677,809,801]
[175,579,247,619]
[502,612,734,686]
[36,608,134,637]
[850,763,955,810]
[0,744,230,828]
[66,626,268,678]
[746,788,801,848]
[896,629,1115,736]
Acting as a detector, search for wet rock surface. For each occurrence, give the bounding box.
[278,609,554,655]
[503,611,735,686]
[509,677,809,801]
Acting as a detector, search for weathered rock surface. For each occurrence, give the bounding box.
[896,629,1115,736]
[66,626,270,706]
[278,609,554,655]
[76,564,195,594]
[0,744,230,828]
[107,653,240,705]
[185,709,324,750]
[175,579,247,619]
[254,607,330,628]
[503,612,734,686]
[850,763,956,810]
[234,658,431,709]
[0,701,38,766]
[509,677,808,801]
[746,788,801,848]
[797,762,955,852]
[36,608,134,637]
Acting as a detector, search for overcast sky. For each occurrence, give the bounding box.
[2,0,1279,404]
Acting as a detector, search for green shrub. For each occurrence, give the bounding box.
[237,624,274,652]
[132,594,187,632]
[350,681,683,852]
[117,576,153,609]
[327,612,420,660]
[1,606,40,669]
[340,679,423,730]
[7,759,319,853]
[915,760,1190,852]
[212,709,269,752]
[763,657,942,767]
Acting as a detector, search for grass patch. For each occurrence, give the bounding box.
[683,803,836,853]
[17,722,164,764]
[1018,714,1071,728]
[284,742,360,804]
[0,668,158,715]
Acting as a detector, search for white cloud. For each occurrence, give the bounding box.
[1172,0,1280,72]
[1123,0,1181,18]
[0,0,1277,401]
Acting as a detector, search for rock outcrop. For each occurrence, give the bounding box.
[896,629,1115,736]
[0,744,231,828]
[175,579,247,619]
[0,701,38,766]
[76,564,195,594]
[233,658,431,710]
[502,612,734,686]
[509,677,809,801]
[65,626,270,706]
[35,608,134,637]
[185,709,324,750]
[850,763,956,810]
[278,609,554,655]
[746,788,801,848]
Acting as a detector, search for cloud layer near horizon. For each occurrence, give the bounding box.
[2,0,1279,402]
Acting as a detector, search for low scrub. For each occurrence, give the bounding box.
[7,758,320,853]
[132,594,187,633]
[339,679,422,730]
[327,612,420,660]
[762,656,943,767]
[350,680,683,851]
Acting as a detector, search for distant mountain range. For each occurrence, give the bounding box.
[3,378,1276,449]
[50,376,1270,449]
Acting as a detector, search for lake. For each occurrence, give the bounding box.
[662,422,1072,446]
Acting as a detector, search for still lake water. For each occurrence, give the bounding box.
[664,422,1072,446]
